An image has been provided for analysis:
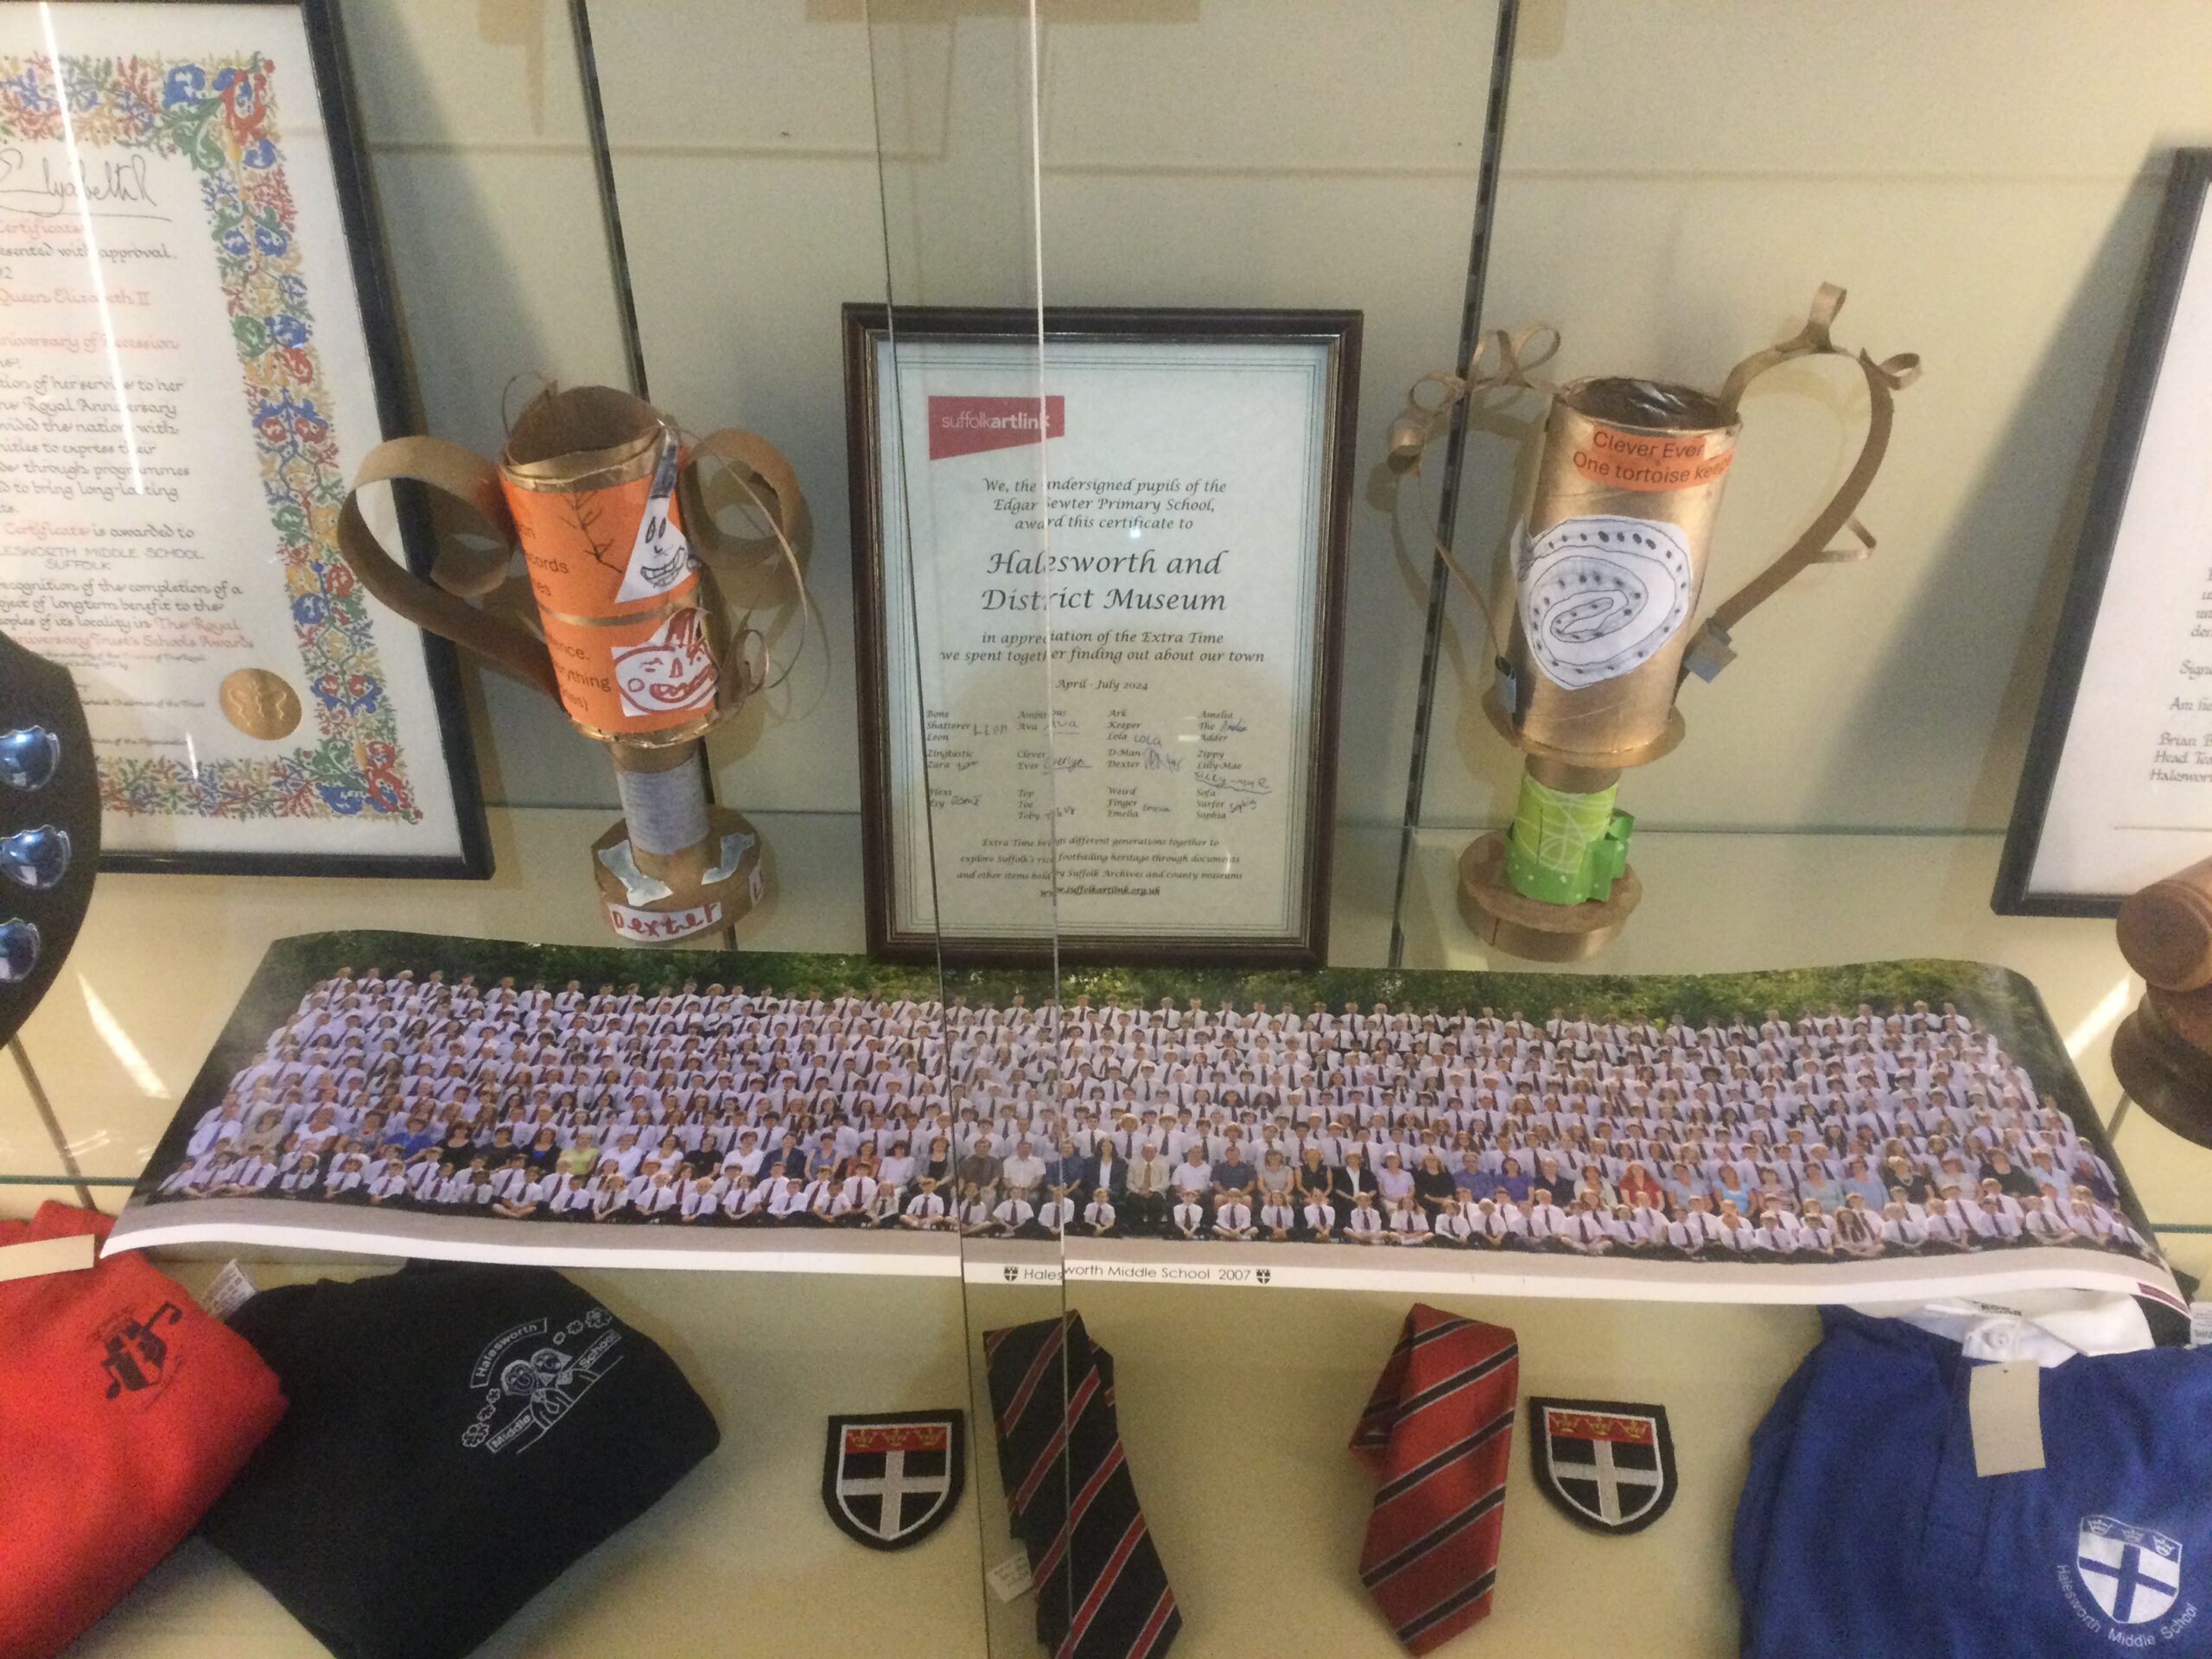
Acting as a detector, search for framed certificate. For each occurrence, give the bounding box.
[844,305,1358,965]
[1997,151,2212,914]
[0,0,488,877]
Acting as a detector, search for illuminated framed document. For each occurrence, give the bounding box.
[0,0,488,877]
[844,306,1358,965]
[1998,150,2212,915]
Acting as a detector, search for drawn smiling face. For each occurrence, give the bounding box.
[613,610,716,715]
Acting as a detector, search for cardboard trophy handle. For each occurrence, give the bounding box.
[1681,286,1923,679]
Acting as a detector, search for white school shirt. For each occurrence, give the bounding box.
[1083,1201,1117,1229]
[1213,1202,1253,1235]
[1525,1203,1570,1240]
[324,1160,369,1196]
[1346,1205,1384,1236]
[1038,1198,1076,1231]
[1300,1202,1336,1234]
[1172,1201,1207,1235]
[1259,1203,1296,1233]
[905,1191,949,1220]
[992,1198,1035,1230]
[1567,1211,1610,1249]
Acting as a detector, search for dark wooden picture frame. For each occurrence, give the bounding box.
[7,0,490,880]
[843,304,1359,967]
[1996,150,2212,915]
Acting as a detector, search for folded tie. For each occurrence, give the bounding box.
[984,1314,1179,1659]
[1351,1306,1520,1654]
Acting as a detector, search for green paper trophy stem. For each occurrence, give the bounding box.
[1503,770,1634,906]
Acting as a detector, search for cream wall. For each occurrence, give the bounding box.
[338,0,2212,845]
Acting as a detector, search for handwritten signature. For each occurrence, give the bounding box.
[0,149,167,221]
[1196,772,1270,797]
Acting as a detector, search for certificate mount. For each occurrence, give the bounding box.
[0,0,488,878]
[1998,150,2212,915]
[845,307,1359,965]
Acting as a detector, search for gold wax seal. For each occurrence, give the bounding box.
[219,668,302,740]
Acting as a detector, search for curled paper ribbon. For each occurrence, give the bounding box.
[1384,323,1562,660]
[1386,321,1561,473]
[1681,284,1922,682]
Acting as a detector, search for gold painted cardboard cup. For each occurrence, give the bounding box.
[334,385,804,942]
[1389,288,1919,958]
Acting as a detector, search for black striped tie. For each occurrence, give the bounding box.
[984,1314,1180,1659]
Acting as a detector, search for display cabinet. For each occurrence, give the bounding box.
[6,5,2212,1659]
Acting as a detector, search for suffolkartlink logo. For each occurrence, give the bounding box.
[927,395,1065,460]
[99,1301,185,1402]
[461,1306,625,1455]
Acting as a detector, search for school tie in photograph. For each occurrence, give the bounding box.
[983,1313,1179,1659]
[1351,1306,1519,1654]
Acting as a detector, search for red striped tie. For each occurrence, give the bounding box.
[1351,1306,1518,1654]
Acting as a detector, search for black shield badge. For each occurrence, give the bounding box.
[1529,1398,1676,1535]
[823,1410,966,1551]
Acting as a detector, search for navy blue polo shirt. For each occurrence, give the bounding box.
[1735,1309,2212,1657]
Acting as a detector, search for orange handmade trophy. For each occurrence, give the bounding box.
[1390,287,1919,959]
[336,386,805,942]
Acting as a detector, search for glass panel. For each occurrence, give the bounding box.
[855,6,1067,1651]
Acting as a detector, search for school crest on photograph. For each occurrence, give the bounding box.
[822,1410,966,1550]
[1529,1398,1676,1535]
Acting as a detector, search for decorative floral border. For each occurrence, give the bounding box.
[0,51,417,822]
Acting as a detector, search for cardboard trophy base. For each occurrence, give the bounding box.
[2112,988,2212,1147]
[590,805,765,944]
[1458,831,1642,963]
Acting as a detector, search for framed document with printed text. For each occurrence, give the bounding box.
[844,306,1358,965]
[1998,152,2212,914]
[0,0,487,877]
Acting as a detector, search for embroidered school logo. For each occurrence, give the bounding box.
[460,1305,624,1455]
[822,1411,965,1550]
[2077,1515,2183,1626]
[1529,1398,1676,1535]
[99,1301,185,1402]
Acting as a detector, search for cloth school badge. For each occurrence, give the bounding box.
[1528,1398,1677,1535]
[822,1410,966,1550]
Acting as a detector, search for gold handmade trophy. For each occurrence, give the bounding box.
[1391,287,1919,960]
[336,387,806,942]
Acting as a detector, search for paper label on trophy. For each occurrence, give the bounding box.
[1519,515,1695,689]
[614,430,696,603]
[1571,423,1734,492]
[613,610,717,720]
